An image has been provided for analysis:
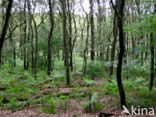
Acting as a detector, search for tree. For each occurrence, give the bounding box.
[97,0,103,61]
[47,0,55,75]
[110,0,118,77]
[23,0,28,69]
[27,0,34,73]
[67,0,73,71]
[33,4,48,77]
[80,1,90,76]
[0,0,13,66]
[149,2,156,90]
[60,0,71,86]
[89,0,95,61]
[110,0,126,107]
[149,33,154,90]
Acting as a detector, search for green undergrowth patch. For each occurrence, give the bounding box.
[122,62,150,79]
[0,64,49,109]
[104,77,156,108]
[0,61,155,114]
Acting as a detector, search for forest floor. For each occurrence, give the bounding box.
[0,75,156,117]
[2,107,155,117]
[0,60,156,117]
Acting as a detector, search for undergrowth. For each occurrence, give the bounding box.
[104,77,156,108]
[0,60,155,114]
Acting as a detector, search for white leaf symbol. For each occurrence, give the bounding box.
[122,105,130,115]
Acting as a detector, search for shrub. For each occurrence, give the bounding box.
[41,97,57,114]
[86,61,103,79]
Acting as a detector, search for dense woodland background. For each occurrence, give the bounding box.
[0,0,156,116]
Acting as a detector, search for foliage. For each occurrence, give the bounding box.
[82,92,103,113]
[86,61,103,79]
[105,80,118,95]
[41,96,57,114]
[104,77,156,107]
[0,63,47,109]
[122,62,150,79]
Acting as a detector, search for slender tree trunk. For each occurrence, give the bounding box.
[61,0,70,85]
[141,34,144,66]
[23,0,27,69]
[27,0,34,73]
[19,0,23,60]
[72,13,77,69]
[110,13,118,77]
[131,37,135,60]
[0,0,13,66]
[30,25,34,72]
[13,44,16,67]
[106,47,109,61]
[10,31,16,67]
[111,0,126,107]
[97,0,103,61]
[47,0,55,75]
[67,1,73,71]
[149,2,156,90]
[149,33,154,90]
[83,15,90,76]
[144,34,149,61]
[33,14,47,77]
[116,0,126,107]
[89,0,95,61]
[33,22,38,78]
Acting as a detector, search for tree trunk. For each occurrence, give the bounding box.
[67,1,73,71]
[106,47,109,61]
[116,0,126,107]
[89,0,95,61]
[27,0,34,73]
[10,31,16,68]
[111,0,126,107]
[149,33,154,90]
[131,37,135,60]
[33,21,38,78]
[0,0,13,66]
[149,2,156,90]
[110,13,118,77]
[19,1,23,60]
[61,0,70,86]
[83,15,89,77]
[47,0,55,75]
[23,0,27,69]
[13,44,16,67]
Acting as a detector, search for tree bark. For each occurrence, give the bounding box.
[83,15,90,77]
[97,0,103,61]
[47,0,55,75]
[149,3,156,90]
[110,13,118,77]
[61,0,70,85]
[89,0,95,61]
[0,0,13,66]
[33,20,38,78]
[149,33,154,90]
[23,0,27,69]
[111,0,126,107]
[27,0,34,73]
[67,1,73,71]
